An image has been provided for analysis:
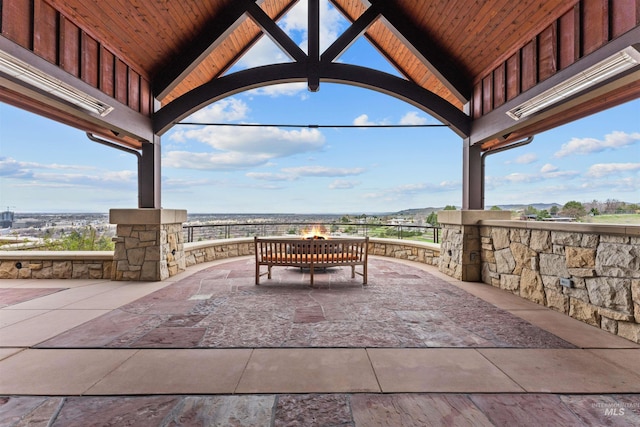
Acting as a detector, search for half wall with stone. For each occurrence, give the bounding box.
[479,220,640,343]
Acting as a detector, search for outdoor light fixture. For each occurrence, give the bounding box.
[0,50,114,117]
[507,46,640,120]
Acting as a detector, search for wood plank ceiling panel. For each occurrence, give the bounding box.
[43,0,236,79]
[163,0,295,104]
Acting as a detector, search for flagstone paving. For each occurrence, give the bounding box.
[2,393,639,426]
[37,258,574,349]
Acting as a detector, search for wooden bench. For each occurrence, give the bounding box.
[254,237,368,286]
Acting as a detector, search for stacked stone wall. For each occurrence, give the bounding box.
[368,239,440,266]
[113,223,185,281]
[439,225,480,280]
[184,238,440,267]
[480,225,640,343]
[184,239,254,266]
[0,256,112,279]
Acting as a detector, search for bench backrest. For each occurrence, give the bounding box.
[255,237,368,264]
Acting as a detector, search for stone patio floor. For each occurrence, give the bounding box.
[0,256,639,426]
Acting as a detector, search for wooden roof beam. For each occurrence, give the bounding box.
[153,0,270,101]
[322,6,380,63]
[367,0,472,103]
[153,62,470,137]
[246,1,308,63]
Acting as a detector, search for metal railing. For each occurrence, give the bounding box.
[184,222,440,244]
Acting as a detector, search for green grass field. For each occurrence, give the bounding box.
[582,214,640,224]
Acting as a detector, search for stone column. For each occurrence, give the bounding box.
[438,210,511,281]
[109,209,187,281]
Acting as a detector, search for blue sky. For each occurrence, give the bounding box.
[1,1,639,214]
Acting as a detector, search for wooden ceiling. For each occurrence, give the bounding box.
[39,0,578,105]
[1,0,638,149]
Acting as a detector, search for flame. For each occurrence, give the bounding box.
[303,225,327,239]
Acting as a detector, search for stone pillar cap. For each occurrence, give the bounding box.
[109,208,187,224]
[437,209,511,225]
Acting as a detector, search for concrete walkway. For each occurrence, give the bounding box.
[1,256,638,425]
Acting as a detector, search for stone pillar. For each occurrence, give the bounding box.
[109,209,187,281]
[438,210,511,281]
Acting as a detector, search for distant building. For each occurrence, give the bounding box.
[0,210,14,228]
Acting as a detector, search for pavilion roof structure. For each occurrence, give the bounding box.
[1,0,639,207]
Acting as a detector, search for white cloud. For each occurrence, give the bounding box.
[513,153,538,165]
[353,114,375,126]
[165,126,325,171]
[245,172,296,182]
[503,173,540,183]
[281,165,365,177]
[362,181,459,200]
[554,131,640,158]
[0,157,135,189]
[399,111,429,125]
[186,99,249,122]
[236,37,292,69]
[586,163,640,178]
[539,164,580,179]
[163,150,272,170]
[329,179,359,189]
[278,0,345,52]
[247,165,365,182]
[247,83,308,98]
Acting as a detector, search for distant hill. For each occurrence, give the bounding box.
[394,207,451,216]
[393,203,564,216]
[491,203,562,211]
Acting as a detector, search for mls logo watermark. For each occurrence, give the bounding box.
[604,407,625,417]
[593,402,639,417]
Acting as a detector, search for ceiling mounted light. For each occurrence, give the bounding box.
[507,46,640,120]
[0,50,113,117]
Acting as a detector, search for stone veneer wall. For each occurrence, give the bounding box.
[183,237,440,267]
[110,209,187,281]
[479,220,640,343]
[0,237,439,280]
[112,223,186,281]
[184,238,254,266]
[368,238,440,266]
[0,252,113,279]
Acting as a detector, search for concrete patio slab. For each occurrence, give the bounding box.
[236,348,380,393]
[0,309,110,346]
[478,348,640,393]
[0,349,136,395]
[0,308,49,328]
[87,349,252,395]
[4,282,126,310]
[512,309,640,349]
[367,348,524,393]
[586,349,640,372]
[61,281,170,310]
[0,347,23,361]
[0,279,111,289]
